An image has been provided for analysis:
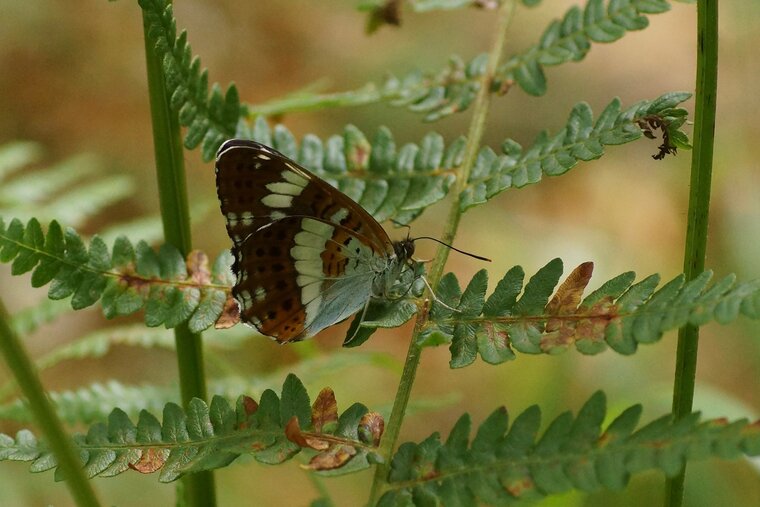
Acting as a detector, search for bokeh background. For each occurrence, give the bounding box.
[1,1,759,505]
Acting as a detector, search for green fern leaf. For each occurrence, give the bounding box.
[0,145,136,227]
[237,121,457,225]
[378,392,760,505]
[499,0,671,96]
[253,1,670,120]
[139,0,241,161]
[0,218,234,331]
[430,260,760,366]
[242,93,690,226]
[460,92,691,211]
[2,375,374,480]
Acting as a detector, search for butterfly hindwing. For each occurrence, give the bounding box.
[232,216,382,342]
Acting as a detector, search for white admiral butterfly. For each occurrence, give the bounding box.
[216,139,417,343]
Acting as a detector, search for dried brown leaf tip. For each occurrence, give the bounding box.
[366,0,401,34]
[311,388,338,433]
[285,416,309,448]
[215,295,240,329]
[358,412,385,447]
[304,444,358,471]
[285,416,330,451]
[547,262,594,315]
[283,387,341,452]
[241,395,258,415]
[186,250,211,285]
[541,262,624,351]
[543,262,594,351]
[129,447,169,474]
[636,114,678,160]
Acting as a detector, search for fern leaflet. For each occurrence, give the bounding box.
[378,391,760,505]
[421,260,760,367]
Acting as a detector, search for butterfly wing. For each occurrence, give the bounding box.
[215,139,395,342]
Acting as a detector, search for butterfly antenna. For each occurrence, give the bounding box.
[413,236,491,262]
[391,219,413,241]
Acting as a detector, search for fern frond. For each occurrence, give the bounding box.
[0,154,99,205]
[461,92,691,211]
[0,381,177,425]
[236,119,462,225]
[0,141,43,181]
[0,322,260,402]
[254,0,671,120]
[38,175,136,226]
[0,217,233,332]
[139,0,241,161]
[422,260,760,367]
[10,298,73,337]
[0,150,135,228]
[243,93,689,225]
[499,0,671,96]
[0,375,383,480]
[0,347,399,425]
[98,199,217,246]
[378,392,760,505]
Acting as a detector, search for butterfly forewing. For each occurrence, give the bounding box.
[215,139,402,342]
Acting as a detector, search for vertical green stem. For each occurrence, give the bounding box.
[665,1,718,506]
[141,6,216,507]
[367,2,515,504]
[0,300,101,507]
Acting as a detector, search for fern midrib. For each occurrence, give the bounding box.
[66,427,377,454]
[0,232,229,291]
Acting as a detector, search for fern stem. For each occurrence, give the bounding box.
[0,300,102,507]
[367,2,516,504]
[666,0,718,505]
[140,5,216,506]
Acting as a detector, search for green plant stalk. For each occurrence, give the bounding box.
[367,2,516,504]
[666,0,718,505]
[0,300,101,507]
[141,7,216,507]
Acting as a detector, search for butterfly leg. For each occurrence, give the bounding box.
[419,275,460,313]
[345,297,373,345]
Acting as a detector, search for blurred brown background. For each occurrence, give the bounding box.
[1,1,758,505]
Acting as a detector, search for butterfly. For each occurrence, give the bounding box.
[215,139,417,343]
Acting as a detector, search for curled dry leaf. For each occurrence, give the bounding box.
[285,416,330,451]
[285,416,309,447]
[303,444,357,471]
[542,262,594,351]
[546,262,594,315]
[311,388,338,433]
[215,295,240,329]
[358,412,384,447]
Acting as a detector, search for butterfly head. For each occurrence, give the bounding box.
[392,237,416,264]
